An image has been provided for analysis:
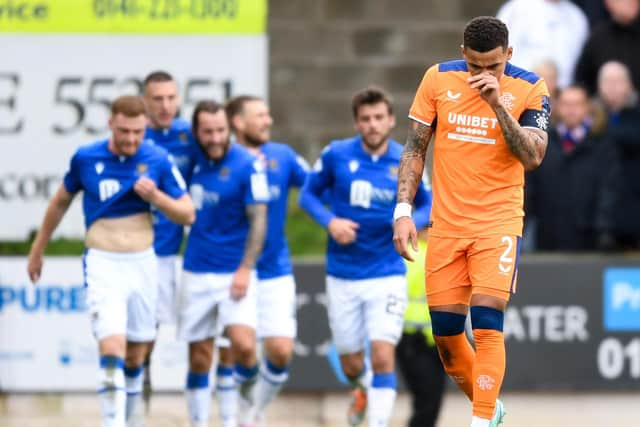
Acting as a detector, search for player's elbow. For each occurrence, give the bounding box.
[523,155,543,171]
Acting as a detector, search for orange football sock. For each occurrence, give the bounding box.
[472,329,505,419]
[434,333,475,400]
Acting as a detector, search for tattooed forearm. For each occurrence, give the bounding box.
[397,121,433,203]
[493,104,547,171]
[240,203,267,269]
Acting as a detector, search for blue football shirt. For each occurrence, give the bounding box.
[255,142,309,280]
[145,119,198,256]
[63,138,187,230]
[183,143,270,274]
[299,136,432,280]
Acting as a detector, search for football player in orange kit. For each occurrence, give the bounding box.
[392,16,550,427]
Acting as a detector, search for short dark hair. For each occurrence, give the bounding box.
[559,83,589,99]
[225,95,262,125]
[192,100,226,132]
[143,71,174,87]
[351,86,394,118]
[463,16,509,53]
[111,95,146,117]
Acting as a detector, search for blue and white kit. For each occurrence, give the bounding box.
[299,135,432,353]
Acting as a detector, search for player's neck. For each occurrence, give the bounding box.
[236,136,262,155]
[107,138,132,159]
[360,139,389,157]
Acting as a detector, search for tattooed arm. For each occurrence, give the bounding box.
[469,72,548,171]
[493,103,547,171]
[230,203,267,300]
[393,120,434,261]
[397,121,434,203]
[240,203,267,269]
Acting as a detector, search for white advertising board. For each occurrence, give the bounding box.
[0,33,266,239]
[0,257,188,391]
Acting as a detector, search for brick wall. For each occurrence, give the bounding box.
[268,0,504,159]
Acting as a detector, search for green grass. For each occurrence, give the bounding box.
[0,189,327,257]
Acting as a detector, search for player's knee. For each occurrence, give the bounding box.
[470,306,504,332]
[189,344,213,372]
[232,337,256,364]
[266,347,292,367]
[370,342,395,373]
[124,343,149,367]
[341,354,365,378]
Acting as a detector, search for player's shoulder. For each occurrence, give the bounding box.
[230,143,261,170]
[435,59,469,74]
[386,139,404,159]
[503,62,541,87]
[139,138,171,161]
[171,118,191,132]
[262,141,294,156]
[325,136,360,156]
[73,138,109,159]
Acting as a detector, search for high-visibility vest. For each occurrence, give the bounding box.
[403,239,435,346]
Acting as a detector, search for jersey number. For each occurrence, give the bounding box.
[498,236,514,273]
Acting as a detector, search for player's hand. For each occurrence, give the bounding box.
[328,218,359,245]
[134,177,159,203]
[393,217,418,261]
[468,72,501,108]
[27,251,43,284]
[230,266,251,301]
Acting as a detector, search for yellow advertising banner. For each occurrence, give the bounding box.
[0,0,266,33]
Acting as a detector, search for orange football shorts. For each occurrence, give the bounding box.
[424,234,521,306]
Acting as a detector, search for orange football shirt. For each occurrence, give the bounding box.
[409,60,550,238]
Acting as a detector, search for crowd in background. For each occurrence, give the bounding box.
[497,0,640,252]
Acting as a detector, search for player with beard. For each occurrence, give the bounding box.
[178,101,269,427]
[222,95,309,427]
[299,87,432,427]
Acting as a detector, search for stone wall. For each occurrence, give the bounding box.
[268,0,504,159]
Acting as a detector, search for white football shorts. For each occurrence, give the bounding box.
[84,247,158,342]
[156,255,179,324]
[326,274,407,354]
[256,274,297,339]
[177,270,257,343]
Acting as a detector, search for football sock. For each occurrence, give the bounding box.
[124,364,144,424]
[216,365,237,427]
[98,355,126,427]
[368,372,397,427]
[252,359,289,415]
[471,306,505,419]
[431,311,475,400]
[185,371,211,424]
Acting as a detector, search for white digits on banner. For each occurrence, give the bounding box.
[498,235,514,273]
[598,338,640,380]
[350,180,372,209]
[98,179,120,202]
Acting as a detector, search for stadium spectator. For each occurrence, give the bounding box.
[177,101,268,427]
[596,61,640,250]
[225,95,309,426]
[533,59,561,123]
[497,0,589,88]
[571,0,611,27]
[396,227,447,427]
[394,16,550,427]
[27,95,195,427]
[299,87,432,427]
[526,85,617,251]
[574,0,640,94]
